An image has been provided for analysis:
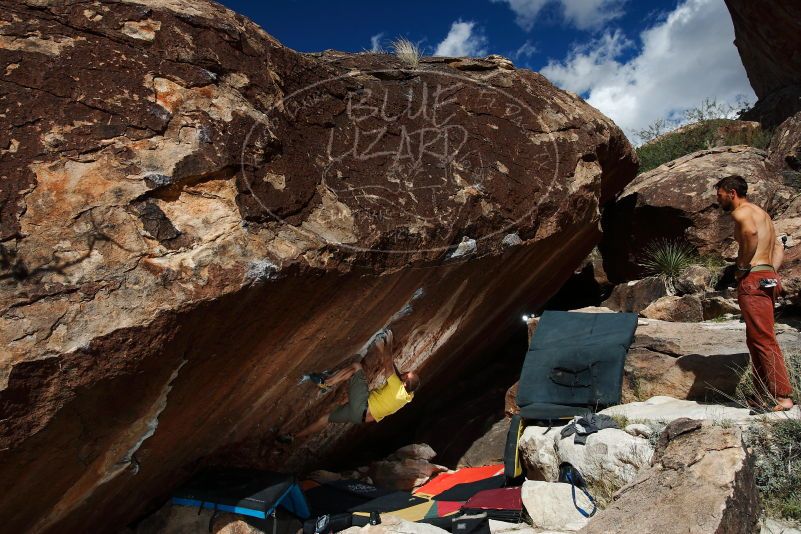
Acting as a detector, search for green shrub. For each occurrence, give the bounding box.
[639,239,697,280]
[745,418,801,520]
[695,254,727,287]
[637,119,726,173]
[732,351,801,408]
[633,97,773,174]
[724,351,801,519]
[636,119,772,174]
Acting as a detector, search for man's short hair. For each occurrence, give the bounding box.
[714,175,748,197]
[403,372,420,392]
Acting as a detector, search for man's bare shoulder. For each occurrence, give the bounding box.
[732,202,768,221]
[730,204,752,221]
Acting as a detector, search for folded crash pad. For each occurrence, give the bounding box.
[433,475,504,501]
[304,479,394,516]
[414,465,504,497]
[348,491,427,513]
[172,468,310,520]
[516,311,638,420]
[461,487,523,523]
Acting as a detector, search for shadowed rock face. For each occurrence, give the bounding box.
[725,0,801,128]
[0,0,636,531]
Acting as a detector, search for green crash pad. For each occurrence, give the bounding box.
[516,311,638,420]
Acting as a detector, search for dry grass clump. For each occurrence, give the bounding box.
[391,37,421,69]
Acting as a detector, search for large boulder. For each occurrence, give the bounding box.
[768,112,801,180]
[457,418,509,468]
[519,424,653,490]
[767,112,801,303]
[725,0,801,128]
[622,318,801,402]
[556,428,653,488]
[600,146,793,283]
[580,419,760,534]
[0,1,639,532]
[522,481,592,532]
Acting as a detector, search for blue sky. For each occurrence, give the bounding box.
[218,0,755,142]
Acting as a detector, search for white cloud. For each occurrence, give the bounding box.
[540,0,755,143]
[560,0,626,30]
[492,0,626,31]
[491,0,549,31]
[370,32,384,52]
[512,40,539,61]
[539,30,632,94]
[434,20,489,57]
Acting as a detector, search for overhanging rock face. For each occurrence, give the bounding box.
[0,0,637,531]
[725,0,801,127]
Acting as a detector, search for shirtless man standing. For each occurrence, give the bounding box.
[715,175,794,412]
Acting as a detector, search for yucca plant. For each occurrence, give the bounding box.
[638,238,697,281]
[391,37,421,69]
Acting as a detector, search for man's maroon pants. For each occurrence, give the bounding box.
[737,271,793,398]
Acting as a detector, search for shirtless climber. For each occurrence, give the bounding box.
[715,175,795,412]
[278,329,419,443]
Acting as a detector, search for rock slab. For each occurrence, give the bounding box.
[579,419,760,534]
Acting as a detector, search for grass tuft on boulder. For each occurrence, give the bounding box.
[391,38,421,68]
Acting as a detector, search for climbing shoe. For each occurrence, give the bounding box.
[299,371,332,391]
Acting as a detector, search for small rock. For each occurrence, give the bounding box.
[394,443,436,461]
[308,469,342,483]
[502,233,523,247]
[602,277,670,313]
[369,458,447,491]
[518,426,561,481]
[641,294,704,322]
[674,265,715,294]
[449,236,477,259]
[623,423,654,438]
[702,295,740,320]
